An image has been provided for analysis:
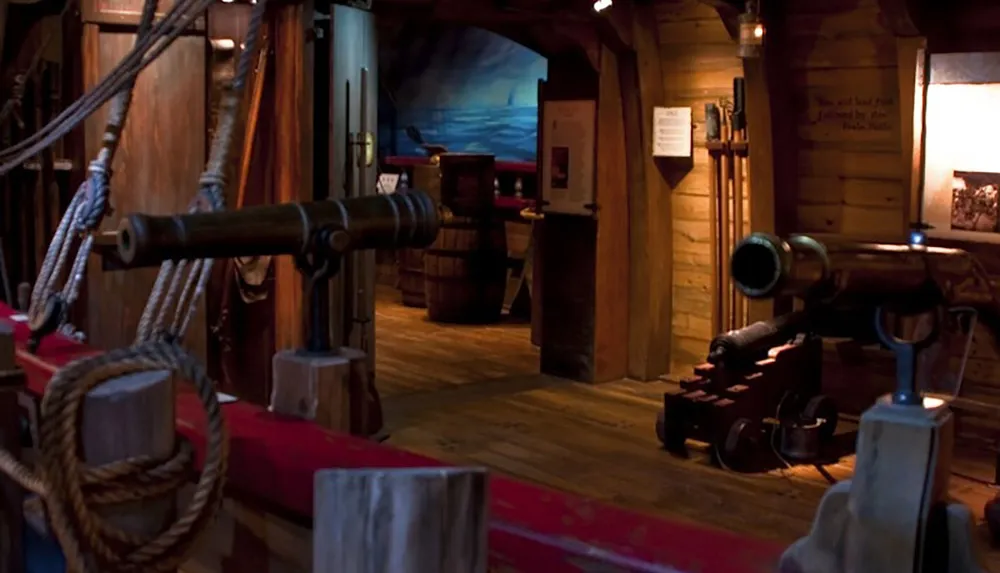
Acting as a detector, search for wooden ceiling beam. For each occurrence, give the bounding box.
[697,0,742,41]
[592,0,634,54]
[876,0,930,36]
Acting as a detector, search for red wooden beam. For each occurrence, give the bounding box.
[3,304,783,572]
[383,155,537,175]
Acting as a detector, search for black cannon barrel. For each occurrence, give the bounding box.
[117,190,441,268]
[708,310,812,364]
[730,232,932,301]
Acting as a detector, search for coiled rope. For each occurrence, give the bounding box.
[0,341,226,573]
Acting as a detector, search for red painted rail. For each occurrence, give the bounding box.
[3,304,783,572]
[383,155,537,175]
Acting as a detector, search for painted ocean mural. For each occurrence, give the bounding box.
[378,26,547,162]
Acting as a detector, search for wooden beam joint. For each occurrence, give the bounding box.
[698,0,742,41]
[876,0,929,37]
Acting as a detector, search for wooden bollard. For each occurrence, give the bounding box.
[313,468,488,573]
[81,369,177,537]
[271,347,368,433]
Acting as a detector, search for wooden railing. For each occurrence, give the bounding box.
[2,303,783,573]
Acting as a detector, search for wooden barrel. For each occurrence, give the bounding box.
[397,248,426,308]
[425,216,508,324]
[439,153,495,217]
[394,165,442,307]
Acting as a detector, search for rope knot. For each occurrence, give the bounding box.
[79,163,112,231]
[196,180,225,212]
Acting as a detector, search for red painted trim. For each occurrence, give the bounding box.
[383,155,537,175]
[2,305,783,572]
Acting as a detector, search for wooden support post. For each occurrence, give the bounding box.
[742,0,796,323]
[591,46,630,382]
[82,369,177,537]
[621,1,672,381]
[270,347,368,434]
[0,323,23,573]
[313,468,488,573]
[271,2,314,352]
[897,37,928,227]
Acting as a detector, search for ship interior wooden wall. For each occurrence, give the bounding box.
[655,0,743,374]
[788,0,905,239]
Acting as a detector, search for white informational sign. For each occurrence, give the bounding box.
[540,100,597,216]
[377,173,400,194]
[652,106,692,158]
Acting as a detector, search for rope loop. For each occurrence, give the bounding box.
[0,341,228,573]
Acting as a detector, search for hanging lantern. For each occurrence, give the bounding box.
[738,1,764,59]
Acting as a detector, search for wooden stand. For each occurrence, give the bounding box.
[270,347,368,433]
[313,468,488,573]
[780,397,983,573]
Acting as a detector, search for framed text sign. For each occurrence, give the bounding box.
[540,100,597,216]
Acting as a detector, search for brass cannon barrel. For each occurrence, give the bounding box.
[117,191,441,267]
[730,232,1000,328]
[730,233,937,300]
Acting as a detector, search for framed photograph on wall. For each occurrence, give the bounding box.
[540,100,597,216]
[949,171,1000,233]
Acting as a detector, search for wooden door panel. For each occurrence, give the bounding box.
[83,26,207,358]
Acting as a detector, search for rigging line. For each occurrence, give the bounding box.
[26,0,160,351]
[136,0,268,344]
[0,0,201,158]
[0,0,212,172]
[0,0,76,128]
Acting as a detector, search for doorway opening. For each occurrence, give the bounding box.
[373,22,545,418]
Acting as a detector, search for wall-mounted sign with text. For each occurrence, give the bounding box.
[652,107,692,158]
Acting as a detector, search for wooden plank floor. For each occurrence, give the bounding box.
[373,286,1000,568]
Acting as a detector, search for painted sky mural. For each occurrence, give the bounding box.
[379,26,547,162]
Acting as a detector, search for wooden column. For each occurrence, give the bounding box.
[538,49,631,383]
[271,2,314,352]
[739,0,797,322]
[620,1,672,380]
[897,37,928,228]
[314,468,488,573]
[876,0,930,228]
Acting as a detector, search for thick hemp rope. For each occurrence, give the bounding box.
[28,0,158,342]
[0,341,227,573]
[137,0,268,344]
